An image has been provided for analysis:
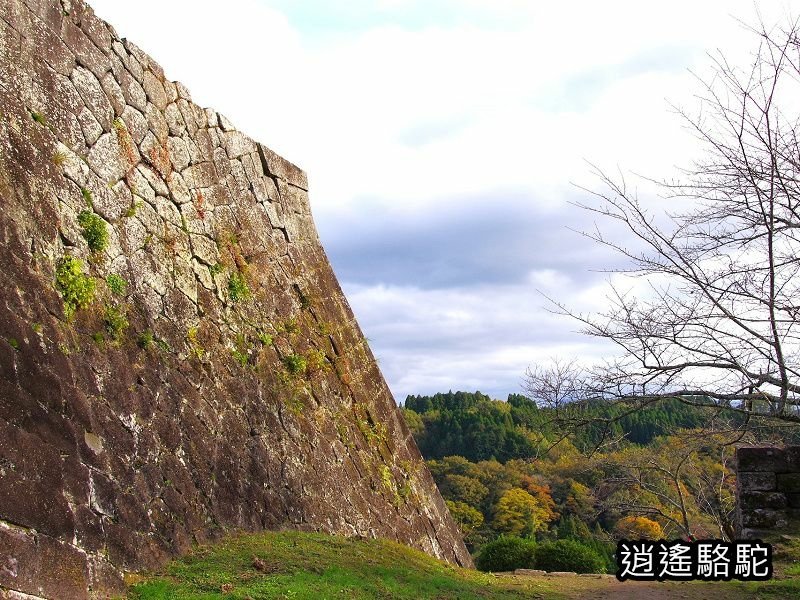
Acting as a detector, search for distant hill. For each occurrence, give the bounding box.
[403,391,748,462]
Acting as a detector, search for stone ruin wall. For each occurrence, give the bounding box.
[736,446,800,539]
[0,0,472,597]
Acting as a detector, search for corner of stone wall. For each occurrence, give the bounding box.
[736,445,800,539]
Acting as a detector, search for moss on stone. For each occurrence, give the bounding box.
[55,257,96,319]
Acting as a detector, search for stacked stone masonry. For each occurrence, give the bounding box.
[736,446,800,539]
[0,0,472,597]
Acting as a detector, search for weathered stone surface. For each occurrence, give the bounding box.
[120,105,147,144]
[167,135,189,172]
[740,491,788,510]
[737,471,776,492]
[515,569,546,576]
[222,130,256,159]
[737,446,787,472]
[258,143,308,190]
[164,102,185,136]
[142,70,167,111]
[76,105,102,145]
[86,131,125,183]
[777,473,800,493]
[100,70,125,116]
[0,524,89,600]
[70,66,112,131]
[742,509,788,529]
[0,1,471,597]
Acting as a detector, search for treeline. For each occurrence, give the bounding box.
[404,390,720,462]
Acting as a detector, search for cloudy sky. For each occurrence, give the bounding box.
[91,0,795,402]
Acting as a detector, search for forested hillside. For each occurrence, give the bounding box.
[405,390,730,460]
[404,391,800,571]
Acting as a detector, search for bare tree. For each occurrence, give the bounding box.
[597,433,737,540]
[541,17,800,425]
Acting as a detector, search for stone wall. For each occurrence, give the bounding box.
[0,0,471,597]
[736,446,800,539]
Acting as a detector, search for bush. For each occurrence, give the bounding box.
[474,536,536,572]
[77,210,109,253]
[533,539,606,574]
[55,256,96,318]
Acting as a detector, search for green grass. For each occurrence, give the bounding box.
[127,531,559,600]
[733,579,800,599]
[124,530,800,600]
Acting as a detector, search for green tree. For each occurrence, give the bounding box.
[440,474,489,507]
[446,500,484,536]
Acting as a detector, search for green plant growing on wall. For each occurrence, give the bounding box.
[30,110,47,126]
[77,210,109,253]
[227,271,250,302]
[52,151,67,167]
[305,348,329,374]
[298,290,311,310]
[282,353,307,376]
[137,329,154,349]
[124,200,142,218]
[209,263,223,277]
[232,348,249,367]
[106,274,127,296]
[7,338,20,351]
[380,465,393,491]
[231,333,253,367]
[81,187,93,208]
[187,326,205,359]
[276,372,307,415]
[103,304,128,344]
[55,256,96,318]
[113,117,138,168]
[258,332,273,346]
[277,318,299,335]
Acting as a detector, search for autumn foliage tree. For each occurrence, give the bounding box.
[492,487,556,537]
[613,515,663,540]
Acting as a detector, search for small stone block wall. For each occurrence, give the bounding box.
[736,446,800,539]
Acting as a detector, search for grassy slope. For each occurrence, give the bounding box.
[127,531,561,599]
[128,531,800,600]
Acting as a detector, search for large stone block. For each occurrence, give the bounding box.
[739,491,788,510]
[737,446,787,472]
[738,471,776,492]
[0,524,89,600]
[777,473,800,493]
[741,508,788,529]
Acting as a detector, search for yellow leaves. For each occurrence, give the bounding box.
[613,515,663,540]
[492,487,555,537]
